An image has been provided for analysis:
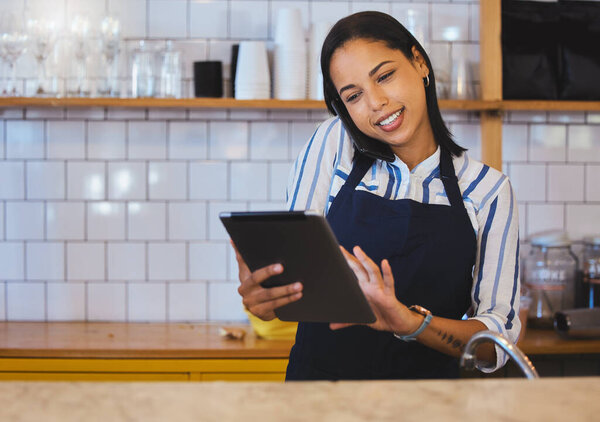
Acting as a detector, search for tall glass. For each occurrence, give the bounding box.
[98,15,120,97]
[26,16,58,96]
[68,15,91,97]
[0,11,28,96]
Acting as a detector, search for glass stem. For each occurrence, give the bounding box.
[9,61,17,95]
[36,58,45,95]
[76,59,85,95]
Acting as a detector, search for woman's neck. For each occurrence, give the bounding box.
[391,136,438,171]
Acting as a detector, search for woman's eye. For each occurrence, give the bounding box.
[346,93,360,102]
[378,71,394,83]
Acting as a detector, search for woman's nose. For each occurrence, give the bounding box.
[367,89,388,111]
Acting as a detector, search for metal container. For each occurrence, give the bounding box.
[582,236,600,308]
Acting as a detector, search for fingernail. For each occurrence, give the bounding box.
[273,264,283,272]
[294,282,302,291]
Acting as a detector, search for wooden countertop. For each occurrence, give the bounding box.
[0,322,598,359]
[0,322,293,358]
[1,378,599,421]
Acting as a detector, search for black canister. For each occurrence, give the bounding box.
[193,61,223,98]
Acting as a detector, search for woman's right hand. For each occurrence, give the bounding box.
[233,242,303,321]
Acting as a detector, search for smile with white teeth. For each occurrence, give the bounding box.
[376,107,405,126]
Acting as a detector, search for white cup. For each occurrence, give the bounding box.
[274,8,305,50]
[235,41,271,99]
[273,43,307,99]
[308,21,331,100]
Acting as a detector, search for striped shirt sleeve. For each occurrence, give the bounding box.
[469,178,521,372]
[286,117,341,213]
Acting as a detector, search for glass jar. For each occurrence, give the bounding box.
[524,232,577,328]
[131,40,156,97]
[582,236,600,308]
[158,40,182,98]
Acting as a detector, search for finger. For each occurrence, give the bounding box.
[238,263,284,296]
[381,259,395,294]
[250,291,303,317]
[340,246,369,284]
[250,263,284,286]
[353,246,384,288]
[248,281,302,304]
[329,322,356,330]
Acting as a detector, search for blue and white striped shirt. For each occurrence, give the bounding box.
[286,116,521,372]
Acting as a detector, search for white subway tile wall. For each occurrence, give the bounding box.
[6,283,45,321]
[128,122,168,160]
[46,202,85,240]
[47,283,86,321]
[1,0,598,322]
[127,282,167,322]
[27,242,65,281]
[87,282,127,321]
[168,282,208,321]
[26,162,66,199]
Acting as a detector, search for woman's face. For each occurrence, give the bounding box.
[329,38,432,151]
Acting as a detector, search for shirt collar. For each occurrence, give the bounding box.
[389,145,441,178]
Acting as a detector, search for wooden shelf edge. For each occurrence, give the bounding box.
[0,97,327,110]
[0,97,597,112]
[0,97,493,110]
[500,100,600,112]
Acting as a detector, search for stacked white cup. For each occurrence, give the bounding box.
[308,21,332,101]
[273,8,307,100]
[235,41,271,99]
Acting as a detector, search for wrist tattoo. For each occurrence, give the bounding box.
[436,330,465,352]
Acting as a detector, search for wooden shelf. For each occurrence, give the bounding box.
[500,100,600,111]
[0,97,326,110]
[0,97,597,112]
[0,97,493,110]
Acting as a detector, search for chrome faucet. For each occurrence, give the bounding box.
[460,330,539,379]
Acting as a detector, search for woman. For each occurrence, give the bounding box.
[235,12,520,380]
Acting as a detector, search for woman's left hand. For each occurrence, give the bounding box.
[331,246,421,334]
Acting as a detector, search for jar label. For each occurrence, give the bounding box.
[526,268,567,290]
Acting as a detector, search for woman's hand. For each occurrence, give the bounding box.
[331,246,421,335]
[232,241,303,321]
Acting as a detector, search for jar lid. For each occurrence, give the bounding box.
[529,231,572,247]
[583,235,600,246]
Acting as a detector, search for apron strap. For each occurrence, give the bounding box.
[439,147,464,209]
[351,147,466,212]
[347,151,375,190]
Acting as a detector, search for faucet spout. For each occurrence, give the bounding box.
[460,330,539,379]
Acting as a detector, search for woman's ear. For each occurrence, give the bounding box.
[411,45,429,78]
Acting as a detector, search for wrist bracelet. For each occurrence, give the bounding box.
[393,305,433,342]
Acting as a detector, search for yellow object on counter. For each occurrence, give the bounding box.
[245,309,297,340]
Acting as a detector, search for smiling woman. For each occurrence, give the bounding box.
[233,11,521,382]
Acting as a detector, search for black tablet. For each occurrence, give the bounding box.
[219,210,376,324]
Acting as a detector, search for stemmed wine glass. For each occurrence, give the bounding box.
[26,16,58,96]
[68,15,91,96]
[0,11,28,96]
[98,15,121,97]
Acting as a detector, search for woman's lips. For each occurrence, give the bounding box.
[375,107,405,133]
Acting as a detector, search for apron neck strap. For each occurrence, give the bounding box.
[348,150,375,189]
[350,147,465,210]
[439,147,464,209]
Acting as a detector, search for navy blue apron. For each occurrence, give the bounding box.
[286,147,477,380]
